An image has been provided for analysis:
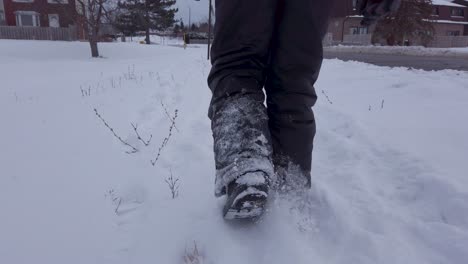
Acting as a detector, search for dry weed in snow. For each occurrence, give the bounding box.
[183,242,204,264]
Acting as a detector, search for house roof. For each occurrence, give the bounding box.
[454,0,468,6]
[432,0,465,7]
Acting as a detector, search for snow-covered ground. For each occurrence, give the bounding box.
[325,45,468,57]
[1,40,468,264]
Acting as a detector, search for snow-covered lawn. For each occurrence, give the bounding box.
[1,40,468,264]
[326,45,468,57]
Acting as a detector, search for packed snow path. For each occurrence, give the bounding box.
[1,40,468,264]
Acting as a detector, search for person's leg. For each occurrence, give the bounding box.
[208,0,277,198]
[265,0,333,188]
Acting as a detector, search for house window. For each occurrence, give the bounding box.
[48,14,60,27]
[352,0,357,10]
[15,11,40,27]
[47,0,69,4]
[0,11,5,23]
[350,26,369,35]
[432,7,439,16]
[447,31,460,36]
[451,8,465,17]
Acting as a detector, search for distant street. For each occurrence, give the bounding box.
[324,50,468,71]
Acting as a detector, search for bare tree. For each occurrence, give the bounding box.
[75,0,114,57]
[373,0,434,46]
[53,0,116,57]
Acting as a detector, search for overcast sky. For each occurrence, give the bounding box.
[175,0,211,25]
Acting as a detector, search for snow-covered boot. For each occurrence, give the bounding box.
[223,172,269,220]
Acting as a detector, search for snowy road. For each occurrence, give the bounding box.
[1,40,468,264]
[324,50,468,71]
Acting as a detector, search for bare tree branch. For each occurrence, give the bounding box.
[321,90,333,105]
[184,241,203,264]
[165,168,179,199]
[131,123,153,146]
[94,108,139,154]
[160,100,179,132]
[151,108,178,166]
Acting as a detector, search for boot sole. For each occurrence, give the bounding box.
[224,201,266,220]
[223,190,268,220]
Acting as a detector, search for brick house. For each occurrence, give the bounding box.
[328,0,468,44]
[2,0,76,28]
[431,0,468,36]
[328,0,363,43]
[452,0,468,33]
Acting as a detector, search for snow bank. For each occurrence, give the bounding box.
[1,40,468,264]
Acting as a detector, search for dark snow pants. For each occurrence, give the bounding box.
[208,0,333,196]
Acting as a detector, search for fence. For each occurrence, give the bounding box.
[427,36,468,48]
[340,34,468,48]
[323,33,333,47]
[0,26,77,41]
[343,34,373,45]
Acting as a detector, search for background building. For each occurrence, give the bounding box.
[328,0,468,46]
[2,0,76,28]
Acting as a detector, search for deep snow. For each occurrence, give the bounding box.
[1,40,468,264]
